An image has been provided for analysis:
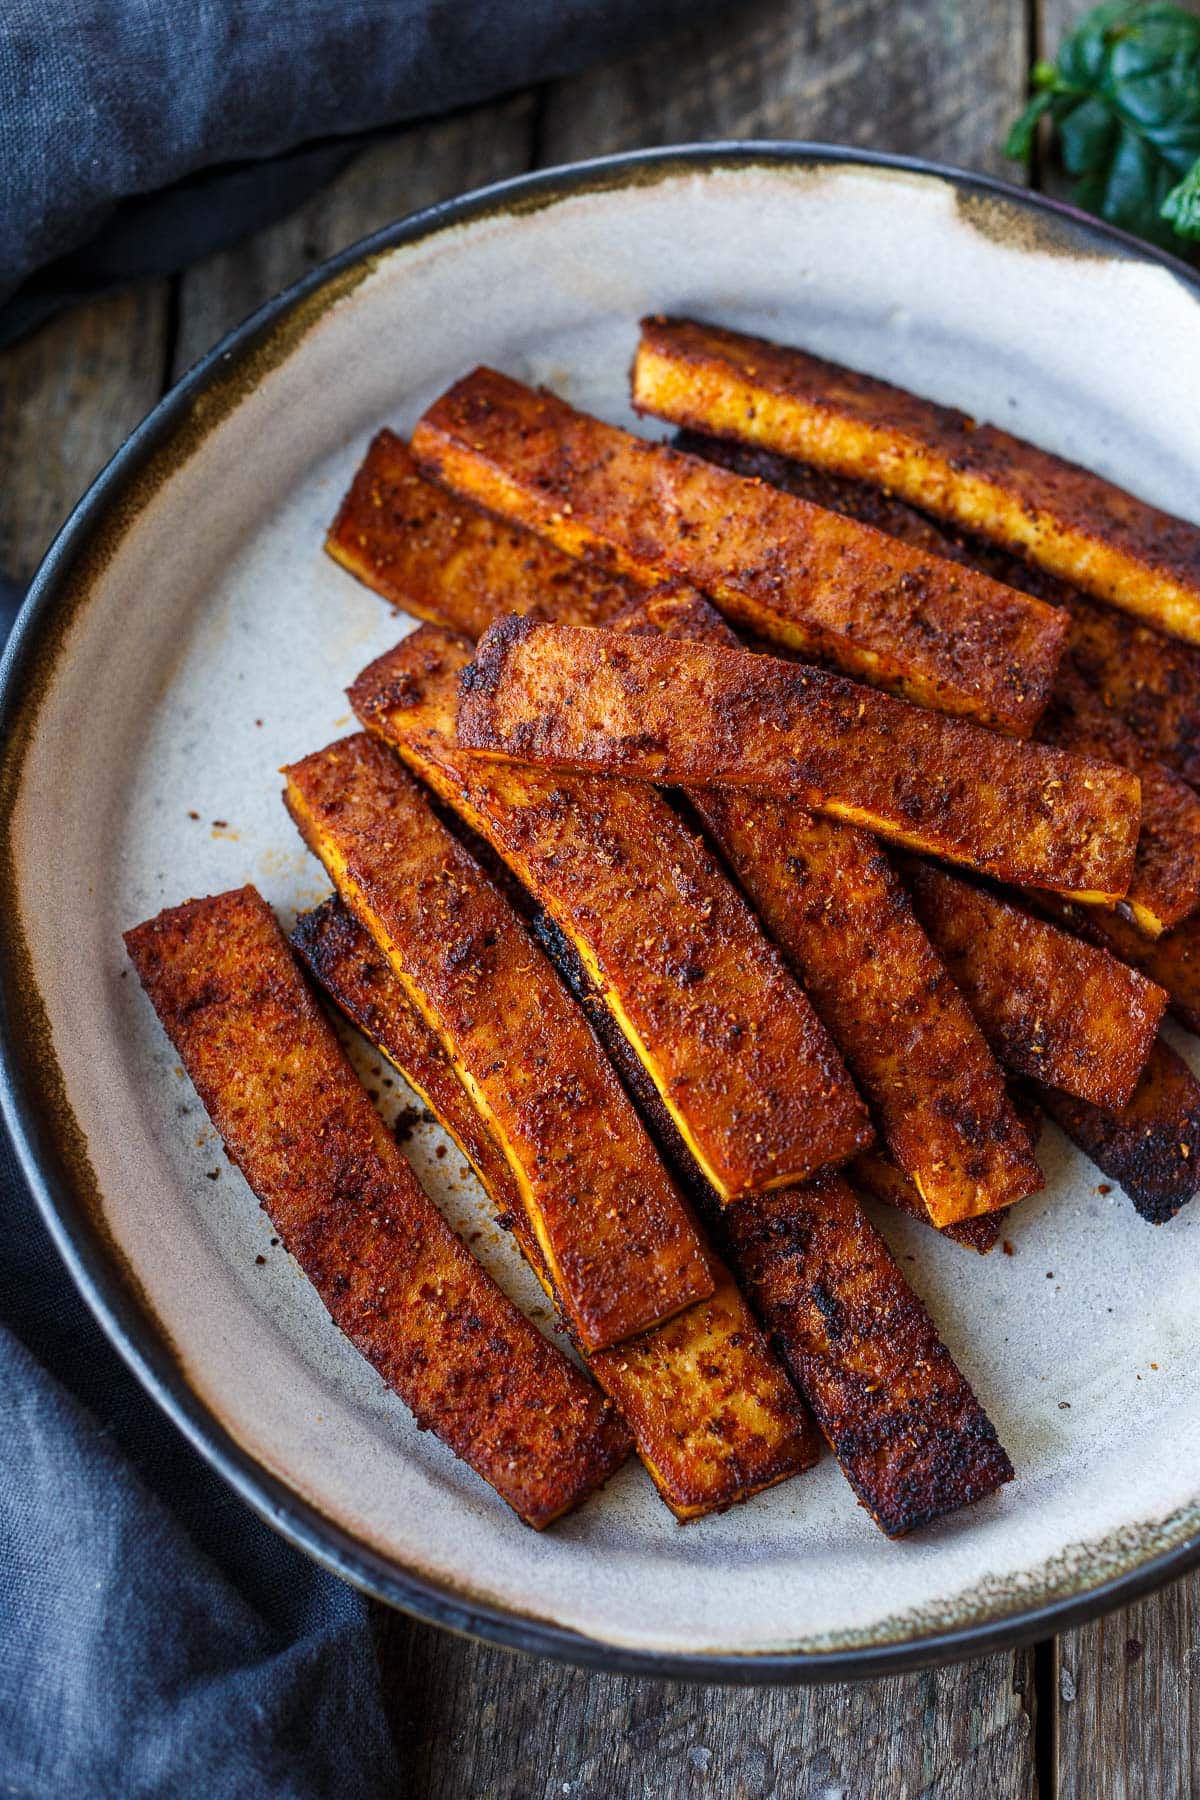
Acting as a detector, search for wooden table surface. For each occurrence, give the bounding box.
[3,2,1196,1794]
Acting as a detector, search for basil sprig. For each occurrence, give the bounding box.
[1006,2,1200,252]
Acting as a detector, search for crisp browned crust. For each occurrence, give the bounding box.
[848,1152,1003,1253]
[1030,896,1200,1040]
[671,428,955,552]
[282,735,713,1352]
[1132,922,1200,1037]
[123,885,630,1527]
[528,895,1015,1531]
[325,428,638,634]
[456,619,1141,902]
[1036,662,1200,938]
[411,367,1068,733]
[1036,1038,1200,1224]
[1067,595,1200,792]
[677,424,1200,797]
[289,896,549,1265]
[701,796,1043,1224]
[635,316,1200,645]
[611,587,1041,1228]
[350,626,871,1199]
[904,862,1166,1110]
[675,428,1200,944]
[293,897,819,1519]
[723,1174,1014,1535]
[586,1266,821,1517]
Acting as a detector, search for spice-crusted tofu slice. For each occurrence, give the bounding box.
[411,367,1067,734]
[723,1174,1014,1535]
[456,618,1141,902]
[697,797,1042,1224]
[350,627,871,1200]
[677,424,1200,796]
[283,736,713,1352]
[849,1151,1003,1253]
[1068,595,1200,792]
[293,897,820,1518]
[1038,899,1200,1039]
[612,585,1042,1228]
[904,862,1166,1110]
[325,428,639,635]
[634,316,1200,646]
[1036,1038,1200,1225]
[533,900,1014,1532]
[675,427,1200,938]
[290,897,551,1273]
[123,886,630,1528]
[672,427,956,552]
[1036,663,1200,938]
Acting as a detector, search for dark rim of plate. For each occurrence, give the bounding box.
[3,142,1200,1686]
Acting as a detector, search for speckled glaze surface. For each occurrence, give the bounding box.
[4,148,1200,1680]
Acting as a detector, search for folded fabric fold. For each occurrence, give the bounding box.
[0,0,727,346]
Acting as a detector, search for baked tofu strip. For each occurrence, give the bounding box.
[1038,899,1200,1040]
[634,316,1200,646]
[326,428,638,636]
[904,863,1166,1110]
[849,1151,1003,1253]
[290,897,551,1273]
[1068,595,1200,792]
[723,1175,1014,1535]
[411,367,1067,734]
[612,584,1042,1227]
[1036,663,1200,938]
[123,886,630,1528]
[457,618,1141,902]
[1036,1038,1200,1225]
[293,896,820,1518]
[531,897,1014,1531]
[672,430,1200,943]
[702,795,1042,1223]
[350,627,871,1199]
[678,425,1200,796]
[675,427,1200,938]
[283,736,713,1351]
[334,509,1021,1221]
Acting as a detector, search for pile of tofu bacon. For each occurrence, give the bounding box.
[126,317,1200,1538]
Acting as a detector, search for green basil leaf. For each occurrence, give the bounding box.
[1004,89,1056,162]
[1005,1,1200,256]
[1162,156,1200,236]
[1059,2,1140,89]
[1058,92,1122,175]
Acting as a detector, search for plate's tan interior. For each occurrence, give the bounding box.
[12,162,1200,1655]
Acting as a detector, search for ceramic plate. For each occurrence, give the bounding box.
[5,146,1200,1682]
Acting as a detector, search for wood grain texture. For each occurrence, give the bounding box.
[1055,1572,1200,1800]
[171,99,535,377]
[539,0,1028,175]
[0,284,168,581]
[372,1615,1037,1799]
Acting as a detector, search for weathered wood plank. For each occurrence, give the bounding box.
[1055,1574,1200,1800]
[538,0,1028,177]
[171,98,536,378]
[373,1611,1038,1800]
[0,284,168,582]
